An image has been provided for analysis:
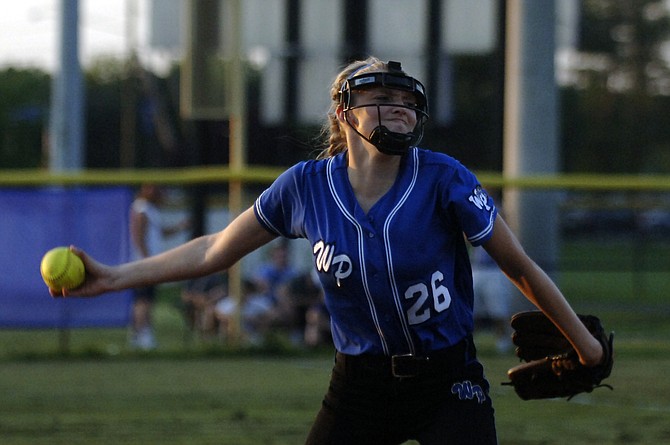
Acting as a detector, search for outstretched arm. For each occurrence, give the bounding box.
[482,215,604,367]
[55,207,277,298]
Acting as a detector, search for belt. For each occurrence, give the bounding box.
[336,339,469,379]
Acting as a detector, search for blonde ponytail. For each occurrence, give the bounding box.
[316,56,387,159]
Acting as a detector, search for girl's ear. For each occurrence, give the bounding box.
[337,105,358,126]
[335,104,346,122]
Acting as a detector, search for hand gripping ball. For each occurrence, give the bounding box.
[40,247,85,291]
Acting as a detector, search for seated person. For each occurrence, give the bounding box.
[181,273,227,339]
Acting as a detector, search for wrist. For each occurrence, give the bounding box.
[580,337,604,367]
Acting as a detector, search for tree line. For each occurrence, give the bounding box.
[2,0,669,174]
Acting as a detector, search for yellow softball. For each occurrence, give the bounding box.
[40,247,85,291]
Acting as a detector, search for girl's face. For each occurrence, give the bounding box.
[348,87,419,136]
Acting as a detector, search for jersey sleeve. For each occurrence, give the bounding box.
[253,162,306,239]
[446,165,497,246]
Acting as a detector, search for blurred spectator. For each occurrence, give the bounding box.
[245,240,300,344]
[214,278,252,341]
[214,241,329,347]
[181,273,228,341]
[250,240,299,303]
[129,183,190,350]
[214,278,287,345]
[296,270,331,348]
[471,245,514,353]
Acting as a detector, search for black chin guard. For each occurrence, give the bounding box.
[369,126,420,156]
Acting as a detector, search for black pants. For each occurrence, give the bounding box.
[305,340,498,445]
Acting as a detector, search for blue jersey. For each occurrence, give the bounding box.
[254,148,497,356]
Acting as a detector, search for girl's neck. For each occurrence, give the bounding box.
[346,146,400,213]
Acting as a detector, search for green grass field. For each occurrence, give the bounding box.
[1,323,668,444]
[1,239,669,444]
[1,338,669,444]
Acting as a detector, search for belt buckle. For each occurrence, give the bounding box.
[391,354,429,378]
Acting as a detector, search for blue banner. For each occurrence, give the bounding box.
[0,187,134,328]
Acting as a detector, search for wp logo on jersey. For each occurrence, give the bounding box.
[313,240,352,285]
[468,186,491,211]
[451,380,486,404]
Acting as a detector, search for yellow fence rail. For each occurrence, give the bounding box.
[1,167,670,190]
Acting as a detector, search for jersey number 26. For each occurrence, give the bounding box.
[404,271,451,325]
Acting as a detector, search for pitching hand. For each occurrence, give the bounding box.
[50,246,115,298]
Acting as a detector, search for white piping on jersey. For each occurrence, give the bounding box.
[383,147,420,355]
[467,207,496,244]
[254,189,283,235]
[326,156,391,355]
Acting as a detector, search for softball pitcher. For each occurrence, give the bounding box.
[54,57,605,444]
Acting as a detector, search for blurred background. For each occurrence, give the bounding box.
[1,3,669,443]
[0,0,668,345]
[2,0,669,172]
